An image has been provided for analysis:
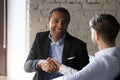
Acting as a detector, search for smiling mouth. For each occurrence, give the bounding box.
[56,29,62,32]
[55,28,63,32]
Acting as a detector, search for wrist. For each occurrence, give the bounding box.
[57,63,62,69]
[37,59,46,68]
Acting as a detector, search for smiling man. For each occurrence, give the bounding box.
[24,7,89,80]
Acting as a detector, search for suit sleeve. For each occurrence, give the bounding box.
[24,33,41,72]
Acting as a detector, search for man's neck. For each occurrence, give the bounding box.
[52,37,60,43]
[98,42,115,50]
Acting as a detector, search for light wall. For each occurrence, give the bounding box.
[7,0,34,80]
[28,0,120,55]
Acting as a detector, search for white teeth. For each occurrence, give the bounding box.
[56,30,61,31]
[55,28,61,30]
[56,29,61,30]
[55,29,62,32]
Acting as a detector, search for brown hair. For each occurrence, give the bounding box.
[89,14,120,44]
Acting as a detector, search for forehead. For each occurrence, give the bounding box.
[50,11,69,19]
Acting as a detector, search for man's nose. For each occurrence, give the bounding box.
[57,21,62,28]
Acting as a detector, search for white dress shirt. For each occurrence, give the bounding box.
[53,47,120,80]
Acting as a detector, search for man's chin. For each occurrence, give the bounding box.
[55,35,63,38]
[55,31,63,34]
[55,32,64,37]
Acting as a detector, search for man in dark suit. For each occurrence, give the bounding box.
[24,7,89,80]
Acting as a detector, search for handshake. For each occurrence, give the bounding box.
[37,58,62,73]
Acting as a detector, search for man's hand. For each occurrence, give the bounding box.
[50,58,62,69]
[37,58,58,73]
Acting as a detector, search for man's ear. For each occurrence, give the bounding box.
[95,31,100,41]
[46,20,50,27]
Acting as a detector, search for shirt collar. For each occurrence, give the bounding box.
[48,32,66,45]
[95,47,117,57]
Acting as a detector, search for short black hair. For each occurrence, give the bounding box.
[47,7,70,23]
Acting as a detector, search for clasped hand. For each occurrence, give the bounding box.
[37,58,61,73]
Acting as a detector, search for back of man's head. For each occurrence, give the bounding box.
[89,14,120,44]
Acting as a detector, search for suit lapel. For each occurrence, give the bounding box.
[42,38,50,59]
[62,33,70,64]
[38,31,50,59]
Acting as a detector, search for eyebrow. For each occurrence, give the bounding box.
[51,18,69,20]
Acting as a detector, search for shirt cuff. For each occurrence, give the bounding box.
[59,64,78,75]
[35,59,46,70]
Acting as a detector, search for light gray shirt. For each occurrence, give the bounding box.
[53,47,120,80]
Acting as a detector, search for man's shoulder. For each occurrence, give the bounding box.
[36,31,50,37]
[37,31,49,35]
[66,33,86,44]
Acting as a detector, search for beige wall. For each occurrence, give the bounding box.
[28,0,120,55]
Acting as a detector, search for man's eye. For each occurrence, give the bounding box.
[63,20,69,24]
[52,20,58,23]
